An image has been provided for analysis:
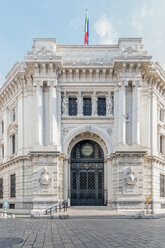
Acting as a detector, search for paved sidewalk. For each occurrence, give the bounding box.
[0,217,165,248]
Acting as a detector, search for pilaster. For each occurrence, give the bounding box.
[132,80,142,145]
[33,80,43,146]
[118,80,128,144]
[48,80,58,146]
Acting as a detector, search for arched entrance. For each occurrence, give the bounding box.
[70,140,104,206]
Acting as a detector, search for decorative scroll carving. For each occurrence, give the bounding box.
[118,80,128,87]
[33,80,43,87]
[123,47,138,53]
[47,79,57,87]
[39,167,51,185]
[132,80,142,87]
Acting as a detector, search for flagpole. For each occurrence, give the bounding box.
[86,9,89,45]
[84,9,89,45]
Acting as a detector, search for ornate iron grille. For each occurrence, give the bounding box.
[111,92,114,114]
[12,135,15,154]
[160,174,165,197]
[83,98,92,116]
[69,97,77,116]
[10,174,16,198]
[98,97,106,116]
[71,140,104,206]
[0,179,3,198]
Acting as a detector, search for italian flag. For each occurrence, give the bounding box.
[84,12,89,45]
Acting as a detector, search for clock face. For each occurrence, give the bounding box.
[82,144,93,156]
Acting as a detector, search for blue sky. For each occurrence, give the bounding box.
[0,0,165,85]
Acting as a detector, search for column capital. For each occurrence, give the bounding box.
[47,79,57,87]
[132,80,142,87]
[33,80,43,87]
[118,79,128,87]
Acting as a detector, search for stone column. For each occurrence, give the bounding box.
[118,80,128,144]
[48,80,57,145]
[132,80,142,145]
[77,91,83,116]
[34,80,43,145]
[92,91,98,116]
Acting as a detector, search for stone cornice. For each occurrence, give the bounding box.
[110,151,147,160]
[0,155,31,171]
[146,155,165,165]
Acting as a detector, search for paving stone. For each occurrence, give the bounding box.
[0,218,163,248]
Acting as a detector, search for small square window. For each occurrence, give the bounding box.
[9,204,15,209]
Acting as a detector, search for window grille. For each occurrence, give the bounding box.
[69,97,77,116]
[160,174,165,197]
[10,174,16,198]
[9,204,15,209]
[83,98,92,116]
[97,98,106,116]
[160,136,163,154]
[111,93,114,114]
[0,179,3,198]
[11,108,16,122]
[11,135,16,154]
[1,145,4,159]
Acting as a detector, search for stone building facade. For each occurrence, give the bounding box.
[0,38,165,214]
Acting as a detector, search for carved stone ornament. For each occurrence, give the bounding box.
[34,45,55,56]
[123,47,138,53]
[33,80,43,87]
[7,123,18,135]
[47,79,57,87]
[62,93,69,115]
[39,167,51,185]
[118,80,128,87]
[107,93,113,115]
[132,80,142,87]
[125,167,137,185]
[63,128,69,136]
[107,127,112,136]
